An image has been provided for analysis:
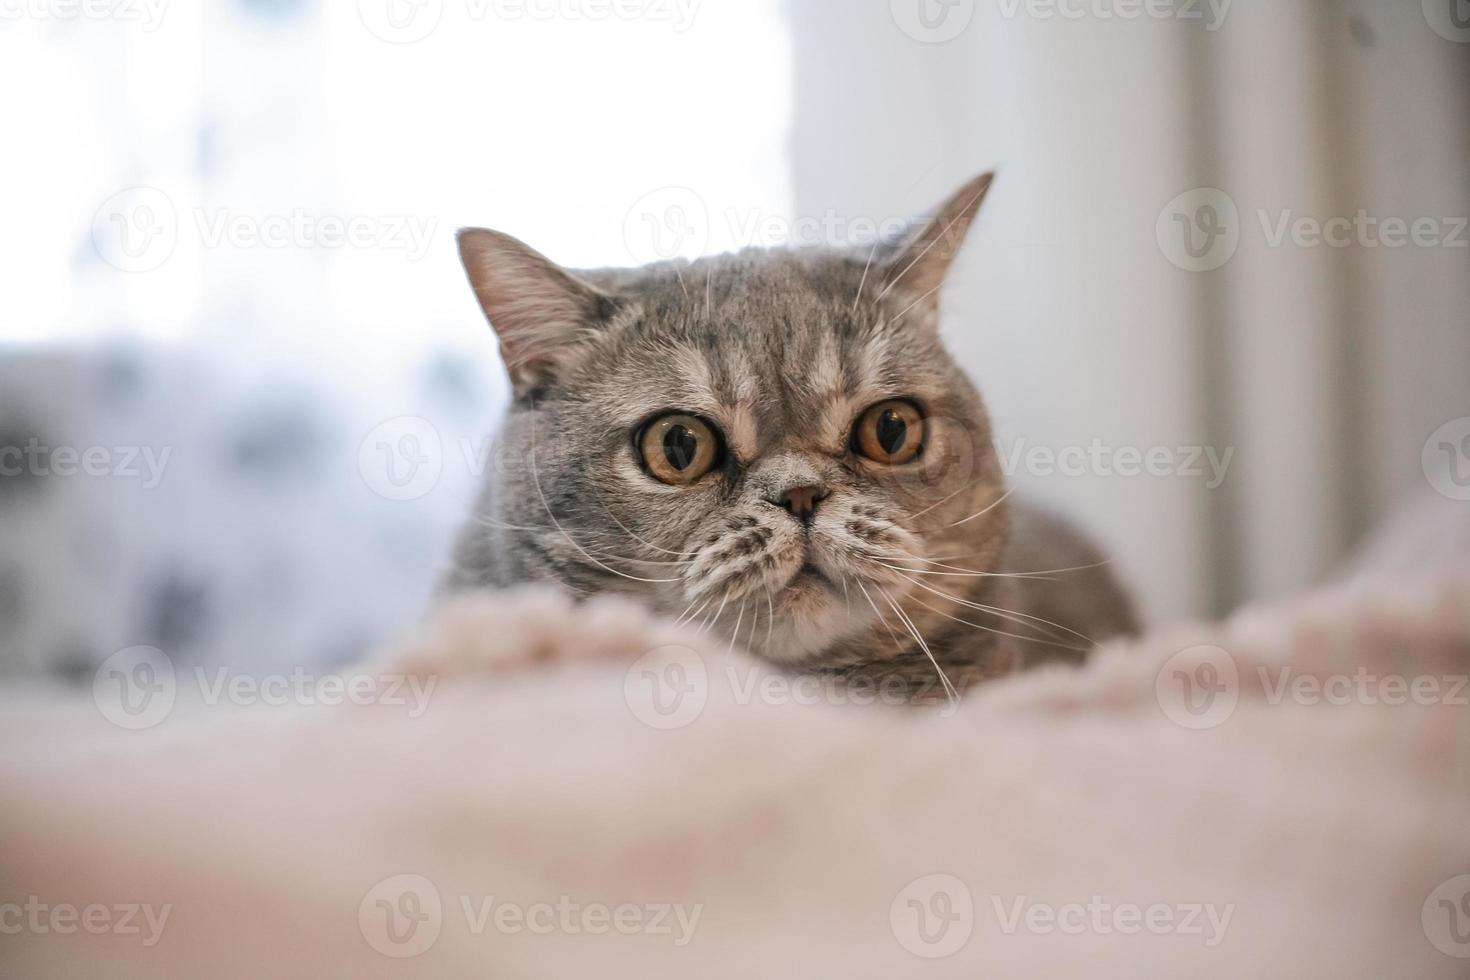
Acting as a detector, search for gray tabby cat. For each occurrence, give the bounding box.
[442,174,1137,695]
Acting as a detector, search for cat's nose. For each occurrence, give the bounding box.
[770,485,829,525]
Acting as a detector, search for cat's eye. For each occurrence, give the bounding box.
[638,413,723,485]
[854,400,925,465]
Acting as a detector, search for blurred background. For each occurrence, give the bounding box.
[0,0,1466,680]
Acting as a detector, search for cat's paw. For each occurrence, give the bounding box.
[388,586,696,678]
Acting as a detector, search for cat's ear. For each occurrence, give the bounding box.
[458,228,616,396]
[881,172,994,313]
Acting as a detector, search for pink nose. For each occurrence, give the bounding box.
[775,485,828,524]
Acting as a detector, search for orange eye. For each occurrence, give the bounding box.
[639,414,722,485]
[854,400,924,465]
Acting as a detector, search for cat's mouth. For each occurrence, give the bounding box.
[777,560,836,601]
[795,562,830,586]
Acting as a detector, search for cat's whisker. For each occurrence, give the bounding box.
[673,594,710,629]
[876,583,959,705]
[888,568,1094,645]
[473,513,691,566]
[764,590,776,655]
[906,593,1090,655]
[886,278,946,325]
[868,550,1115,579]
[673,267,690,301]
[850,237,882,315]
[904,480,974,521]
[861,555,1058,583]
[699,588,733,635]
[585,482,701,557]
[854,578,906,651]
[728,598,747,656]
[527,425,684,585]
[936,487,1014,531]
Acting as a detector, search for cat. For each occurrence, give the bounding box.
[439,174,1137,696]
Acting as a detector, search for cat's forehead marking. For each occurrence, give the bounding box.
[719,345,762,461]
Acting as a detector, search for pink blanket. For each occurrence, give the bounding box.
[2,524,1468,977]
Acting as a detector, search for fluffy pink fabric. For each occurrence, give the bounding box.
[2,517,1468,977]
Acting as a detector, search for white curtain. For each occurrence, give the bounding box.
[787,0,1470,621]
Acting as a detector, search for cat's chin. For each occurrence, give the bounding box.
[758,573,884,666]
